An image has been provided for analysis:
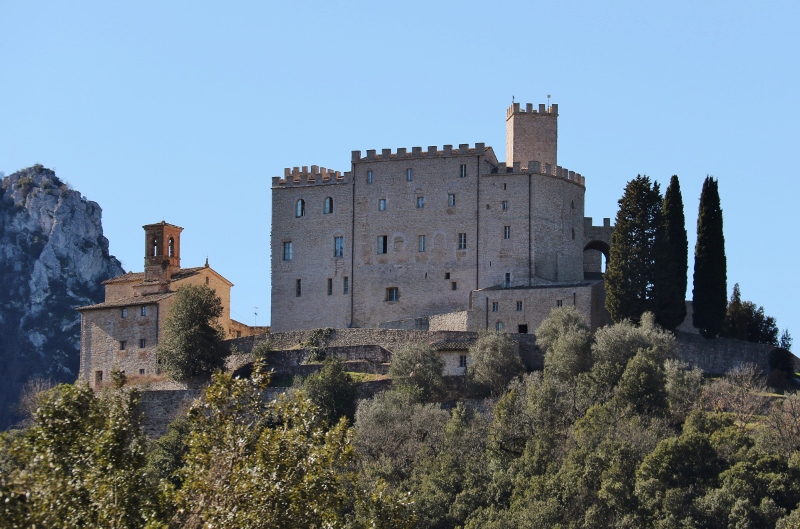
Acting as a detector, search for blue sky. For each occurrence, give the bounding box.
[1,1,798,341]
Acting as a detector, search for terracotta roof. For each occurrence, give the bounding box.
[77,292,175,311]
[102,266,205,285]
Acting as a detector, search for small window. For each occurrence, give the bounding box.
[557,299,563,307]
[504,273,511,288]
[460,164,467,178]
[496,322,504,331]
[327,278,333,296]
[296,199,305,217]
[343,276,349,295]
[283,241,293,261]
[367,170,374,184]
[451,282,457,291]
[406,168,413,181]
[95,371,103,386]
[141,306,147,316]
[504,226,510,239]
[377,236,388,254]
[502,200,509,210]
[503,183,507,190]
[492,302,499,312]
[119,340,127,350]
[448,194,455,207]
[445,272,450,279]
[516,301,523,311]
[205,277,209,285]
[139,369,145,375]
[458,233,467,250]
[379,198,386,211]
[151,237,158,257]
[168,237,175,257]
[459,355,467,368]
[418,235,426,252]
[121,308,128,318]
[417,196,424,208]
[324,197,334,214]
[334,236,344,257]
[571,200,575,209]
[386,287,399,302]
[572,228,575,240]
[518,324,528,334]
[139,339,146,348]
[296,279,302,297]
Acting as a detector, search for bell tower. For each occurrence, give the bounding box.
[143,221,183,282]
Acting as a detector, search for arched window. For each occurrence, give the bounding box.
[168,237,175,257]
[324,197,333,214]
[296,199,305,217]
[151,237,158,256]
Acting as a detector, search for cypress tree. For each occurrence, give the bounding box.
[692,176,727,338]
[605,175,663,323]
[654,175,688,330]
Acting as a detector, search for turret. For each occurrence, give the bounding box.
[505,102,558,169]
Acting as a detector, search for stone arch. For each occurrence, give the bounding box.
[583,240,610,278]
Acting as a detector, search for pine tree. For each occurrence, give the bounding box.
[692,176,727,338]
[605,175,663,323]
[654,175,688,330]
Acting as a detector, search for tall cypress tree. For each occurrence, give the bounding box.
[692,176,727,338]
[654,175,688,330]
[605,175,663,323]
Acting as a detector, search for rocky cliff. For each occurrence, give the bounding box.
[0,165,123,429]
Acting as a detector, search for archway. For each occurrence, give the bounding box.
[583,240,610,279]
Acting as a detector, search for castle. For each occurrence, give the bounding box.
[270,102,615,333]
[77,221,265,388]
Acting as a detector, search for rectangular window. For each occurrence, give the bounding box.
[418,235,426,252]
[139,339,146,348]
[460,164,467,178]
[445,272,450,279]
[121,308,127,318]
[139,369,145,375]
[377,236,388,254]
[367,170,373,183]
[502,200,509,210]
[406,168,413,181]
[557,299,563,307]
[386,287,399,302]
[492,302,499,312]
[141,306,147,316]
[283,241,293,261]
[343,276,349,295]
[334,236,344,257]
[459,355,467,368]
[496,322,504,331]
[327,278,333,296]
[119,340,126,350]
[505,273,511,288]
[379,198,386,211]
[458,233,467,250]
[504,226,510,239]
[451,282,457,291]
[296,279,302,297]
[448,194,455,207]
[417,196,424,208]
[516,301,523,311]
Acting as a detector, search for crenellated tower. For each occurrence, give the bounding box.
[505,102,558,169]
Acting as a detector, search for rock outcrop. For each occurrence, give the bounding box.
[0,165,123,428]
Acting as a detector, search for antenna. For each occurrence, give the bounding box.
[254,306,258,326]
[547,94,551,111]
[512,95,515,104]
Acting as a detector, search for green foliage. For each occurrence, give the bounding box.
[303,327,334,362]
[693,175,727,338]
[467,331,524,396]
[389,342,445,400]
[780,329,793,351]
[0,383,162,527]
[664,359,703,424]
[723,283,780,345]
[605,175,664,323]
[146,415,191,490]
[302,355,359,425]
[536,306,593,382]
[656,174,689,330]
[157,284,227,380]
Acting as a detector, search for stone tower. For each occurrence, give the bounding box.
[143,221,183,282]
[505,102,558,169]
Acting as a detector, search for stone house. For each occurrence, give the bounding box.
[271,102,614,333]
[77,221,265,388]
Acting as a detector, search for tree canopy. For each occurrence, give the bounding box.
[723,283,779,346]
[655,175,688,330]
[692,176,727,338]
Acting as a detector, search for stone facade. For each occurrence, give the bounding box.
[271,103,615,333]
[78,222,264,388]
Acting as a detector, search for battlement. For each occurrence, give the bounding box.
[584,217,613,230]
[272,165,350,188]
[490,160,585,186]
[506,102,558,119]
[351,142,486,162]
